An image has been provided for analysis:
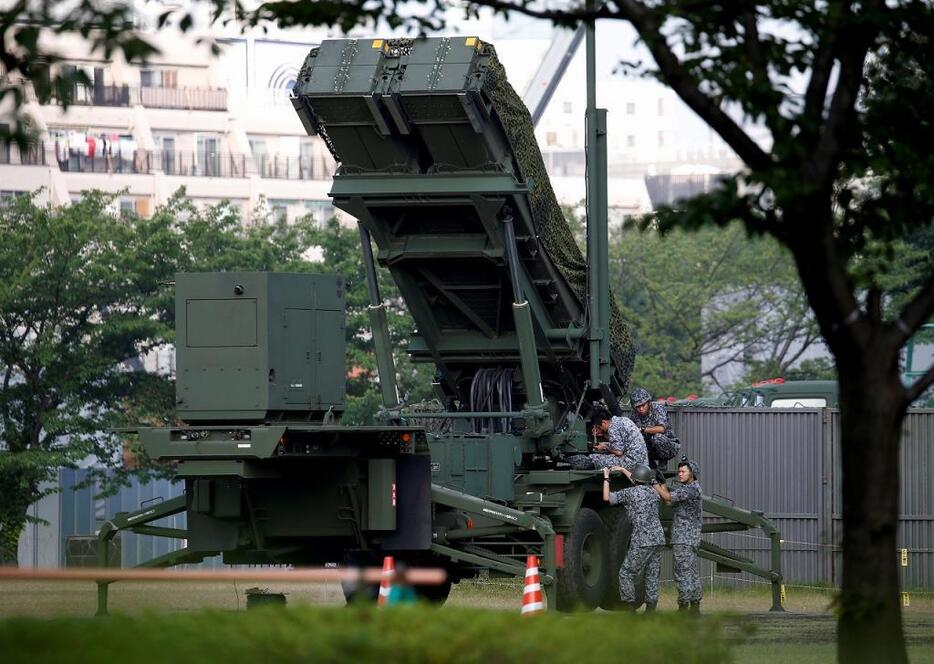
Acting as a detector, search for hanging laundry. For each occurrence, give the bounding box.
[118,136,137,160]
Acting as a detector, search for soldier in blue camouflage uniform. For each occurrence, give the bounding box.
[629,387,681,469]
[567,406,648,471]
[603,463,663,612]
[654,457,703,612]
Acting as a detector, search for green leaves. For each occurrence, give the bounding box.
[609,221,817,395]
[0,189,322,544]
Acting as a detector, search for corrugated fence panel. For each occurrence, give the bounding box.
[58,470,214,568]
[830,409,934,589]
[899,410,934,589]
[670,408,826,587]
[47,409,934,587]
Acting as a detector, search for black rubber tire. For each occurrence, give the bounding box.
[556,507,610,612]
[598,506,633,610]
[414,578,453,604]
[340,552,379,605]
[340,576,379,605]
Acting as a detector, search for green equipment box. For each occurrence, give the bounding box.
[175,272,346,422]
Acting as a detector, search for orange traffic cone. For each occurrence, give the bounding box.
[377,555,394,607]
[521,554,545,615]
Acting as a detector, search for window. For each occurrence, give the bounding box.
[657,131,665,148]
[250,138,268,172]
[626,102,636,114]
[195,133,220,176]
[657,97,665,116]
[141,69,178,88]
[304,200,335,226]
[771,398,827,408]
[563,101,573,114]
[546,131,558,146]
[155,135,176,173]
[626,135,635,147]
[0,191,27,207]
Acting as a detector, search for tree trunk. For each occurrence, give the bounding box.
[0,514,25,566]
[836,357,908,664]
[0,469,40,567]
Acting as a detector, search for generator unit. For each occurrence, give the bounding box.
[175,272,346,422]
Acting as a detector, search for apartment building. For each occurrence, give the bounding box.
[2,28,338,225]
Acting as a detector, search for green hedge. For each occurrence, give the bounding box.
[0,605,731,663]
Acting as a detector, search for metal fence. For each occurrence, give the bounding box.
[0,142,47,166]
[160,151,248,178]
[57,151,152,174]
[28,409,934,590]
[255,154,330,180]
[669,408,934,590]
[44,85,227,111]
[138,86,227,111]
[57,469,221,569]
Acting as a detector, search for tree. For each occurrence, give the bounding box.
[4,2,932,659]
[306,218,436,425]
[609,221,819,396]
[500,3,930,661]
[0,190,320,564]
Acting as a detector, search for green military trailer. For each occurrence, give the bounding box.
[671,379,839,408]
[97,34,783,613]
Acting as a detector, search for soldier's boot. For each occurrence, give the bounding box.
[677,602,689,612]
[620,601,637,613]
[643,602,657,614]
[689,601,701,615]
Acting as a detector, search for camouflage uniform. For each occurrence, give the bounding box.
[567,416,647,470]
[609,484,664,605]
[670,479,703,605]
[629,399,681,468]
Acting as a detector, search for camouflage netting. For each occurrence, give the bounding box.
[483,53,636,393]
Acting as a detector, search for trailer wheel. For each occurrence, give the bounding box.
[556,507,610,611]
[414,578,453,604]
[340,553,379,605]
[340,576,379,604]
[598,506,631,610]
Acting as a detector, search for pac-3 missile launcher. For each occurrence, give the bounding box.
[97,35,783,614]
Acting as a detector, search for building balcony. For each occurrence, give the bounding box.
[47,84,133,107]
[0,143,47,166]
[256,155,332,181]
[139,86,227,111]
[42,85,227,111]
[56,150,153,174]
[159,151,249,178]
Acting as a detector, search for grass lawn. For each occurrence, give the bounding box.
[1,578,931,662]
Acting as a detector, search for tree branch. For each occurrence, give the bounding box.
[905,363,934,405]
[867,287,882,324]
[742,8,770,99]
[615,0,773,171]
[801,6,841,131]
[472,0,772,171]
[889,276,934,349]
[806,1,886,186]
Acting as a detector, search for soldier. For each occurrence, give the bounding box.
[629,387,681,469]
[654,457,703,613]
[603,463,664,613]
[567,406,648,471]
